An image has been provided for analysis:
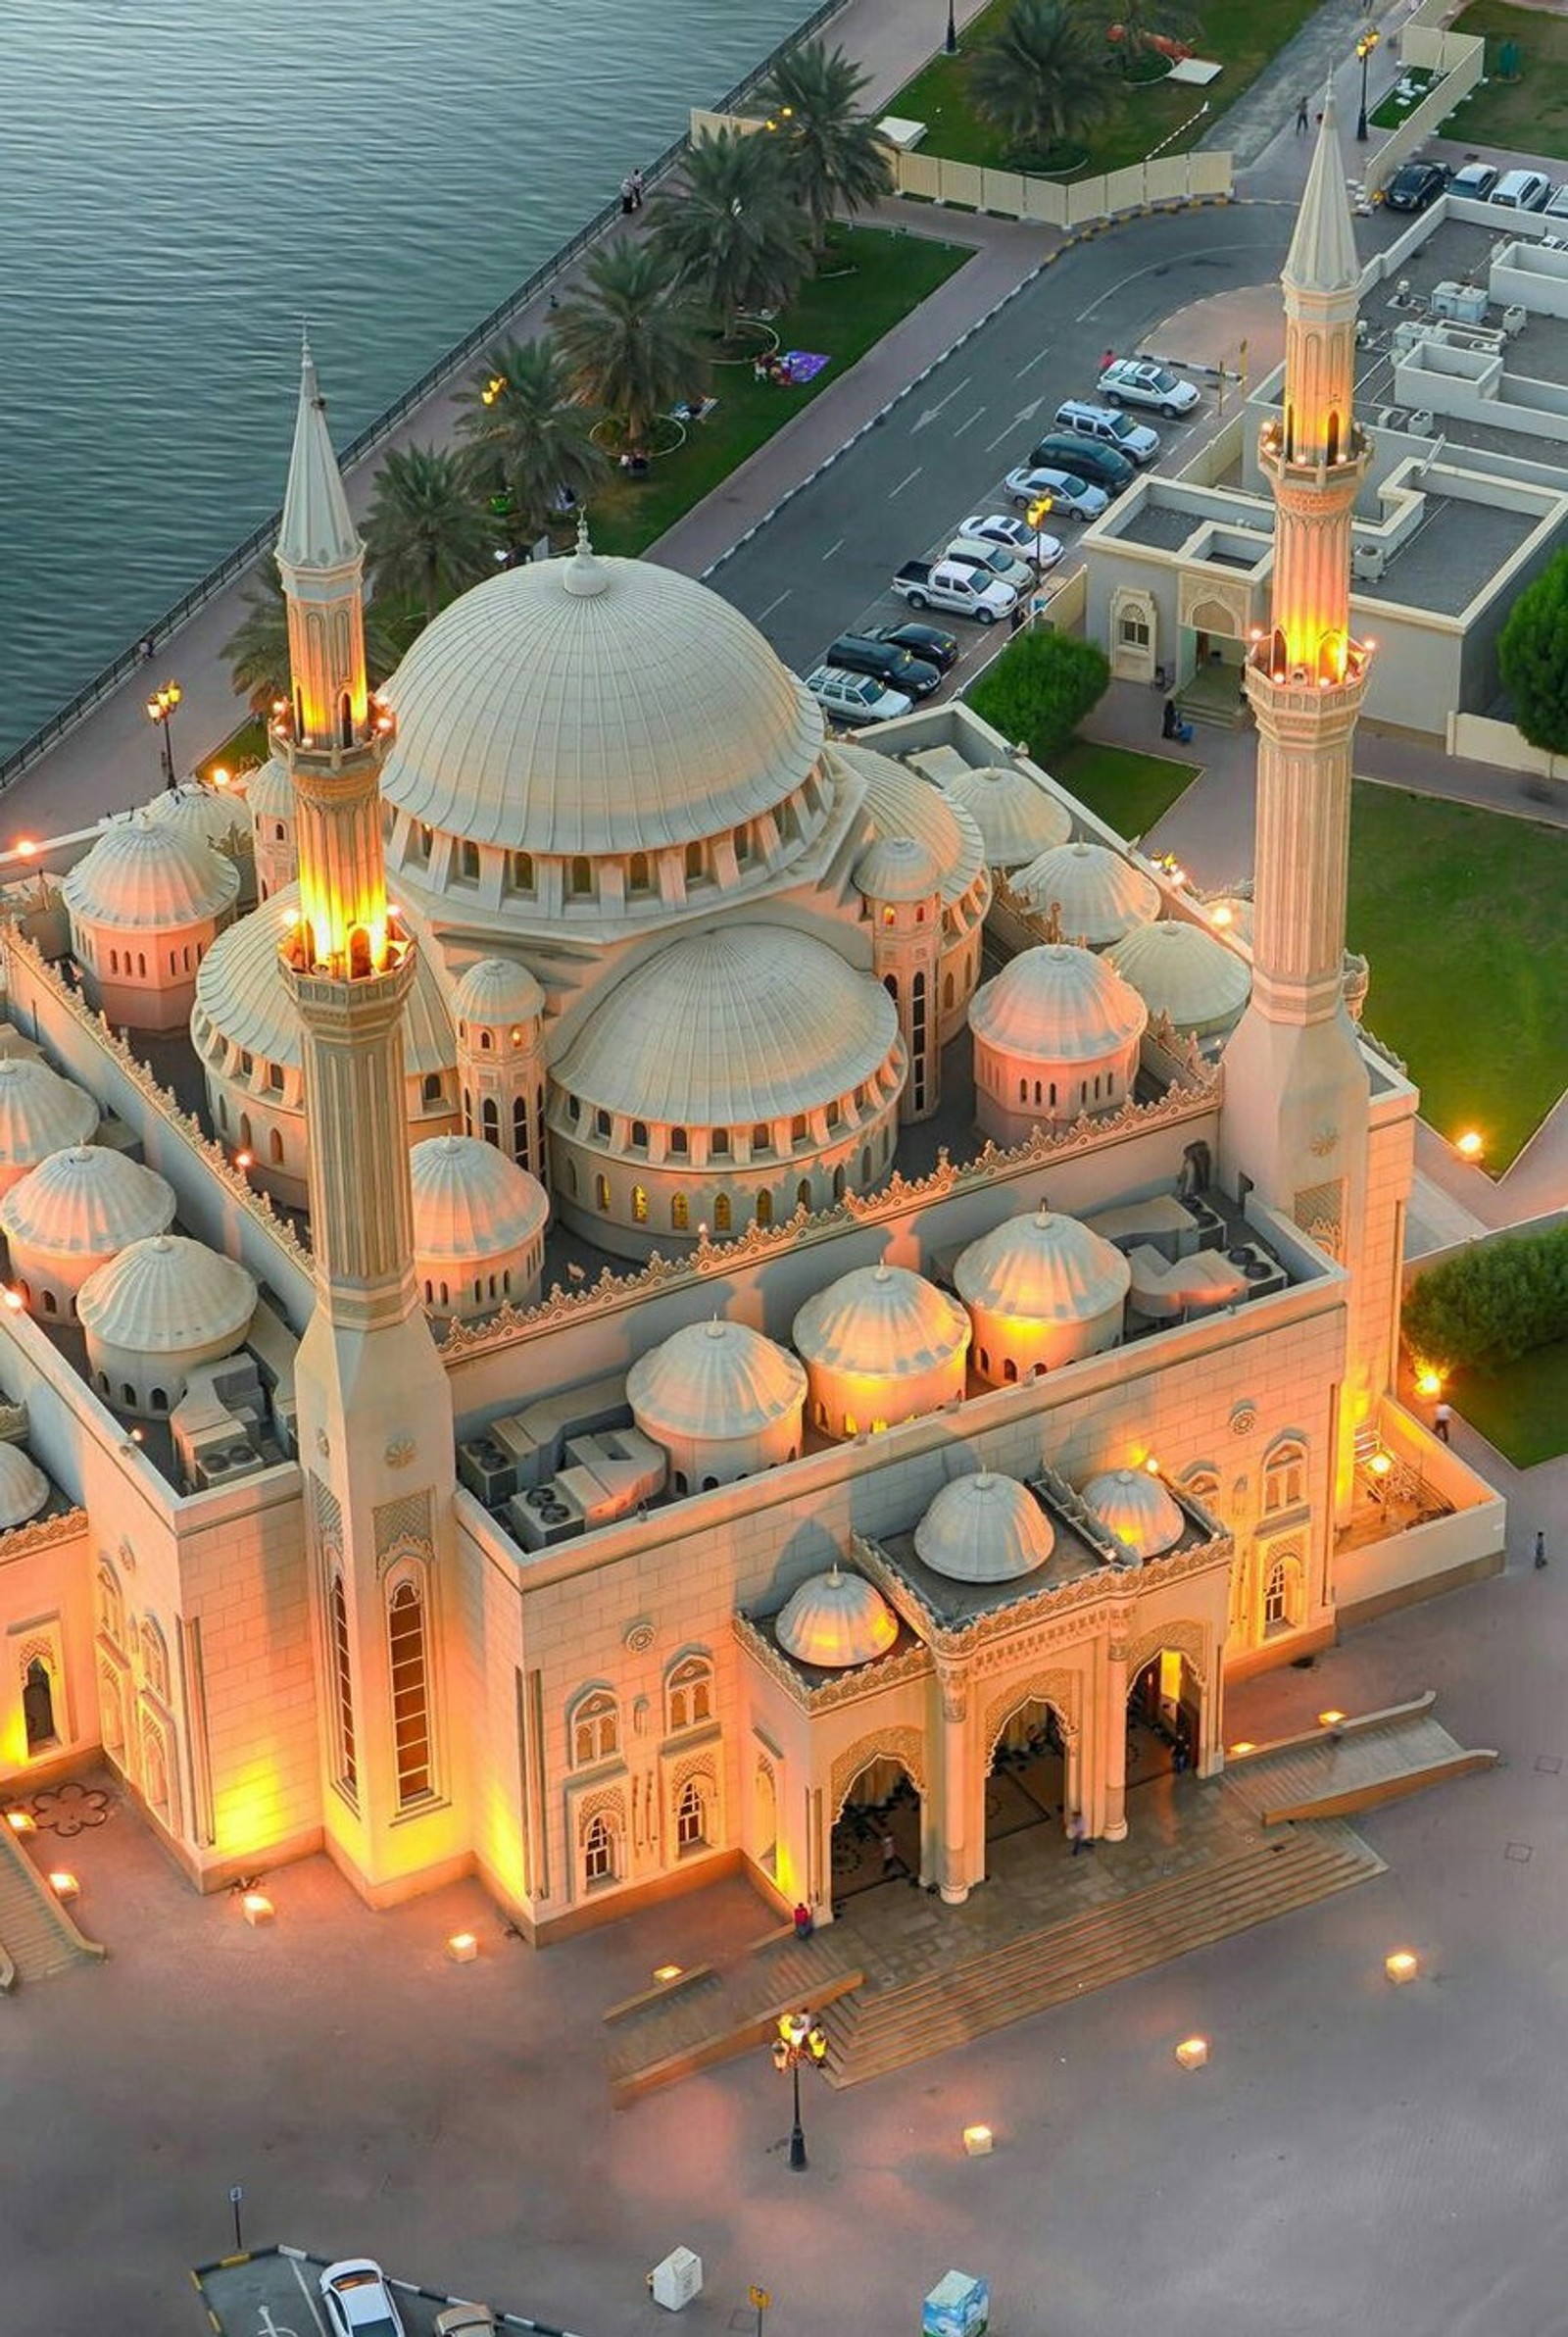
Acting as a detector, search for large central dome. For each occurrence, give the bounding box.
[379,541,825,856]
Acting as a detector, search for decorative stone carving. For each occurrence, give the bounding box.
[1230,1402,1257,1437]
[373,1488,434,1573]
[830,1726,927,1818]
[938,1670,968,1725]
[623,1619,656,1655]
[982,1669,1081,1760]
[383,1435,416,1469]
[1124,1617,1208,1682]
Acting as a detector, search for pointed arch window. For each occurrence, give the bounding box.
[98,1562,125,1649]
[1263,1438,1307,1515]
[571,1688,619,1768]
[676,1779,709,1851]
[139,1617,170,1702]
[584,1812,616,1885]
[513,1096,530,1166]
[388,1577,432,1806]
[666,1655,713,1733]
[330,1573,357,1798]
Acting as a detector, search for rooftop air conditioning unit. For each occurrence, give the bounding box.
[1407,410,1437,436]
[1376,406,1409,430]
[1352,543,1388,582]
[1501,304,1528,336]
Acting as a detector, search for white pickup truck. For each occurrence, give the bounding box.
[891,558,1017,624]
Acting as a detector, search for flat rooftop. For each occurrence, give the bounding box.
[1353,489,1538,615]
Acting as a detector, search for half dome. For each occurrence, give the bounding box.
[1013,840,1159,946]
[914,1470,1055,1583]
[969,945,1147,1061]
[0,1147,175,1258]
[1082,1467,1186,1561]
[379,549,824,856]
[955,1206,1131,1324]
[63,811,239,928]
[0,1059,99,1169]
[628,1318,807,1441]
[0,1442,49,1530]
[854,833,942,904]
[939,764,1071,868]
[194,884,453,1074]
[77,1234,256,1356]
[775,1563,899,1668]
[452,957,546,1027]
[1108,919,1251,1034]
[409,1135,548,1262]
[242,756,294,822]
[793,1261,969,1379]
[836,745,988,911]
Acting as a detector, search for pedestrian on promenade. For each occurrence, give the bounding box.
[793,1900,814,1939]
[1295,95,1309,134]
[630,167,645,211]
[1434,1399,1451,1444]
[1101,346,1114,375]
[1536,1530,1548,1570]
[619,174,636,217]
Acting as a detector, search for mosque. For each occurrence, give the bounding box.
[0,110,1502,1937]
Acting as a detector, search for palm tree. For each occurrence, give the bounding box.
[648,128,811,337]
[555,242,709,458]
[362,445,495,622]
[454,333,608,545]
[221,565,403,710]
[968,0,1120,164]
[755,39,894,251]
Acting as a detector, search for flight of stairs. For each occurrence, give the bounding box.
[607,1938,862,2106]
[815,1823,1382,2087]
[0,1825,104,1988]
[1224,1712,1494,1825]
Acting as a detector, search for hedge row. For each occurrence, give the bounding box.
[1404,1223,1568,1373]
[967,629,1110,764]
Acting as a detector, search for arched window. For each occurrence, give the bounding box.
[756,1189,772,1228]
[1182,1466,1221,1512]
[269,1128,284,1165]
[97,1562,124,1647]
[571,1689,618,1767]
[676,1779,709,1851]
[628,851,651,893]
[330,1573,357,1797]
[388,1577,432,1806]
[631,1119,649,1150]
[422,1072,443,1106]
[584,1812,616,1885]
[671,1193,690,1231]
[509,851,534,894]
[1264,1552,1304,1635]
[570,856,592,896]
[459,841,481,882]
[140,1617,170,1701]
[797,1177,811,1211]
[670,1127,689,1156]
[632,1183,649,1223]
[481,1097,500,1147]
[595,1172,611,1213]
[513,1097,529,1166]
[666,1655,713,1733]
[479,1028,493,1052]
[713,1193,731,1232]
[1263,1438,1307,1514]
[684,841,704,884]
[238,1113,252,1151]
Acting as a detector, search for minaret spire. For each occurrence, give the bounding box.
[1285,88,1359,302]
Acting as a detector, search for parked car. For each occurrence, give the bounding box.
[825,632,943,696]
[1029,432,1137,494]
[1097,358,1200,416]
[861,620,961,671]
[1385,160,1448,212]
[1004,465,1108,522]
[1492,168,1552,211]
[958,512,1064,568]
[1544,182,1568,221]
[319,2261,407,2337]
[946,535,1035,593]
[434,2307,498,2337]
[890,559,1018,622]
[806,665,915,724]
[1051,398,1161,465]
[1447,161,1497,200]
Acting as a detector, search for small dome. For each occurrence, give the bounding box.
[1108,919,1251,1033]
[628,1318,807,1441]
[242,756,294,821]
[1202,895,1253,946]
[77,1234,256,1356]
[955,1206,1131,1324]
[409,1135,548,1263]
[793,1262,969,1378]
[775,1562,899,1668]
[557,926,900,1129]
[194,884,453,1075]
[939,764,1071,868]
[0,1147,175,1257]
[452,957,546,1028]
[63,810,239,929]
[969,945,1147,1061]
[1082,1467,1186,1561]
[0,1059,98,1168]
[146,779,250,856]
[1013,841,1159,946]
[0,1442,49,1530]
[836,745,988,911]
[854,832,942,904]
[914,1469,1055,1583]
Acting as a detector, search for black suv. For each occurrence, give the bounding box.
[825,633,943,697]
[1029,432,1136,494]
[1386,160,1448,213]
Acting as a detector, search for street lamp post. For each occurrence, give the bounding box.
[1355,29,1380,142]
[145,680,182,791]
[771,2009,827,2171]
[945,0,957,56]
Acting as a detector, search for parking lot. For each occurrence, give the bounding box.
[192,2247,565,2337]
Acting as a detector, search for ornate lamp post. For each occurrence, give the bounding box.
[945,0,958,56]
[1355,29,1380,143]
[771,2008,828,2171]
[145,680,182,791]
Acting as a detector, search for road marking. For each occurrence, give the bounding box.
[287,2259,329,2334]
[952,407,987,437]
[910,375,972,431]
[820,537,844,561]
[890,467,923,496]
[756,589,793,620]
[1018,345,1054,373]
[1075,240,1254,322]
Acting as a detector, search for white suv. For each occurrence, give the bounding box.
[806,666,914,726]
[1052,398,1161,465]
[1097,358,1200,418]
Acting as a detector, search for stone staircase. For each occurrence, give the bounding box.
[606,1937,863,2107]
[1224,1704,1495,1826]
[814,1821,1381,2087]
[0,1825,104,1989]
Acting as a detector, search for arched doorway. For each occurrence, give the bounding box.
[1126,1646,1202,1792]
[23,1657,57,1752]
[985,1695,1069,1855]
[830,1751,921,1904]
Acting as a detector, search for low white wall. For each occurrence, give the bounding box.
[1448,710,1566,780]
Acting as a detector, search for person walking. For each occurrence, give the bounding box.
[629,167,645,211]
[619,174,636,217]
[880,1826,898,1876]
[793,1900,814,1939]
[1434,1399,1451,1444]
[1068,1810,1091,1856]
[1536,1530,1548,1570]
[1295,95,1309,134]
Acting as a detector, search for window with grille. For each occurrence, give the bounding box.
[584,1813,615,1883]
[676,1780,707,1851]
[571,1690,618,1767]
[330,1573,357,1798]
[666,1656,713,1732]
[1264,1554,1302,1635]
[388,1580,432,1806]
[1263,1440,1306,1514]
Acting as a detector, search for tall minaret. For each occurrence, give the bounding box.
[273,341,464,1902]
[1219,95,1374,1507]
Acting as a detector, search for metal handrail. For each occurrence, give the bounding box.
[0,0,843,798]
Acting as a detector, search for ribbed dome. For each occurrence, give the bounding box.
[836,745,987,908]
[452,956,546,1027]
[0,1059,98,1168]
[77,1234,256,1356]
[955,1206,1131,1323]
[379,549,824,856]
[969,945,1148,1060]
[1082,1467,1186,1560]
[1013,841,1160,946]
[775,1563,899,1668]
[146,779,250,855]
[243,756,294,821]
[628,1318,807,1440]
[194,885,453,1074]
[939,764,1071,868]
[913,1469,1055,1582]
[854,833,942,903]
[0,1442,49,1530]
[63,811,239,928]
[1202,896,1253,945]
[0,1147,175,1258]
[1109,919,1251,1032]
[556,927,901,1127]
[793,1262,969,1378]
[409,1135,548,1263]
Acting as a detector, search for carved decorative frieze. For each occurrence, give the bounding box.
[830,1725,927,1816]
[733,1612,932,1712]
[981,1667,1082,1758]
[0,1506,87,1561]
[1124,1617,1209,1681]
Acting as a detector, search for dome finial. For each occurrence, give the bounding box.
[563,512,610,598]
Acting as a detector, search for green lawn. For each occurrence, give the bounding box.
[1370,68,1442,132]
[1052,739,1199,839]
[588,225,970,558]
[1347,785,1568,1171]
[1451,1339,1568,1468]
[1443,2,1568,162]
[889,0,1321,178]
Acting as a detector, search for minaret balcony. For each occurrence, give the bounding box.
[1245,636,1371,728]
[1257,421,1371,490]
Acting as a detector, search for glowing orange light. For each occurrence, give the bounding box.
[241,1890,274,1925]
[1369,1452,1392,1476]
[1416,1369,1443,1397]
[48,1870,79,1900]
[211,766,230,788]
[235,1151,253,1170]
[1,1289,23,1313]
[1385,1950,1419,1984]
[962,2124,994,2156]
[1455,1130,1484,1161]
[1175,2036,1209,2069]
[447,1930,479,1962]
[1210,904,1233,926]
[1145,1456,1161,1475]
[1228,1741,1255,1757]
[1318,1709,1347,1727]
[654,1964,683,1983]
[14,839,35,859]
[6,1809,35,1834]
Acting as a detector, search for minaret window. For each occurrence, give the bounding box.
[670,1127,689,1157]
[633,1184,649,1223]
[422,1074,444,1107]
[595,1174,611,1213]
[711,1128,730,1155]
[1326,411,1340,467]
[507,851,533,894]
[752,1123,771,1154]
[388,1578,432,1805]
[628,852,652,894]
[330,1573,357,1799]
[339,692,353,748]
[684,842,704,885]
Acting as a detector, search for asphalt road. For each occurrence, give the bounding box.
[705,202,1298,677]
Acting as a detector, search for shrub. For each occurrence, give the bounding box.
[1497,549,1568,758]
[1403,1224,1568,1374]
[967,629,1110,763]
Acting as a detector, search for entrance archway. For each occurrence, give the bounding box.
[984,1695,1069,1852]
[1126,1646,1202,1792]
[830,1752,921,1903]
[23,1657,57,1752]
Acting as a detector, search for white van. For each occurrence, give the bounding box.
[1492,169,1552,212]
